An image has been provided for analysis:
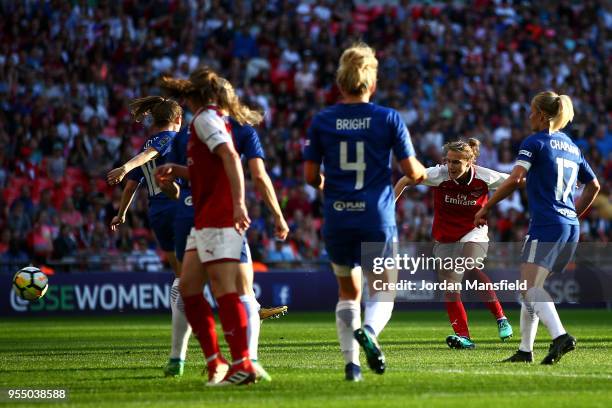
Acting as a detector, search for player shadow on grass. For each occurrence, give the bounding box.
[381,339,509,346]
[259,341,339,348]
[92,375,163,381]
[1,366,154,373]
[0,345,169,354]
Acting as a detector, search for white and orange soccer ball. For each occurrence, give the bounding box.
[12,266,48,301]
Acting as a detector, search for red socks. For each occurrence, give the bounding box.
[468,269,506,320]
[182,293,220,360]
[444,269,508,338]
[445,292,470,338]
[216,293,249,363]
[182,292,249,364]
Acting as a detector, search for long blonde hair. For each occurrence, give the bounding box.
[336,43,378,96]
[443,138,481,163]
[158,67,263,126]
[158,76,198,100]
[531,91,575,133]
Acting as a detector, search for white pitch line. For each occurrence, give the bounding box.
[271,365,612,380]
[404,368,612,380]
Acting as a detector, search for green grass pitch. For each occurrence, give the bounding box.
[0,309,611,407]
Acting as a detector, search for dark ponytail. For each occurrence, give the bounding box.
[129,96,182,127]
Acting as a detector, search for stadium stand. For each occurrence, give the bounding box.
[0,0,609,272]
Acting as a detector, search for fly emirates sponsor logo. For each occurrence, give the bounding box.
[444,193,477,206]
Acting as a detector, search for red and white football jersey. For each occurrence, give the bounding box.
[187,106,235,229]
[424,165,508,242]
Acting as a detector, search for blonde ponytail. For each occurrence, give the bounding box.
[184,67,263,126]
[532,91,575,133]
[336,43,378,96]
[551,94,574,132]
[158,76,197,98]
[215,77,263,126]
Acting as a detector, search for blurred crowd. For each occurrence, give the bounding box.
[0,0,610,272]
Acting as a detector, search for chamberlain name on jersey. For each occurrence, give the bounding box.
[127,130,177,216]
[187,107,237,229]
[424,165,508,242]
[516,131,595,226]
[304,103,415,230]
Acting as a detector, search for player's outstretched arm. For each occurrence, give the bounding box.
[474,164,526,226]
[575,178,600,218]
[248,157,289,240]
[394,175,421,201]
[110,179,139,231]
[107,147,159,185]
[399,156,426,185]
[304,161,325,190]
[215,143,251,234]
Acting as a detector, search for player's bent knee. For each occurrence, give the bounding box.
[339,289,360,301]
[236,263,253,296]
[525,286,551,303]
[178,278,198,298]
[335,265,363,300]
[207,262,240,296]
[332,263,361,277]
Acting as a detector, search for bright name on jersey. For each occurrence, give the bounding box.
[336,117,371,130]
[373,279,527,291]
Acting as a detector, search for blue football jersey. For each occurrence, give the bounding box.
[304,103,415,229]
[169,120,265,222]
[230,117,265,160]
[127,130,177,216]
[516,130,596,226]
[166,127,194,220]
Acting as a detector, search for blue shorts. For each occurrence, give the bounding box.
[520,224,579,273]
[323,226,397,268]
[149,208,176,252]
[173,217,193,262]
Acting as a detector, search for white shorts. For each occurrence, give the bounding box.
[185,227,243,264]
[433,226,489,261]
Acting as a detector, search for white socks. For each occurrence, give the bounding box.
[336,300,361,365]
[526,287,566,339]
[519,299,539,352]
[240,294,261,361]
[363,291,394,336]
[523,287,567,347]
[170,278,192,360]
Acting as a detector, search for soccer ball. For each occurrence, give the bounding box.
[12,266,49,301]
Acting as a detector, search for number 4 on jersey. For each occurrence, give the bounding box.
[340,141,366,190]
